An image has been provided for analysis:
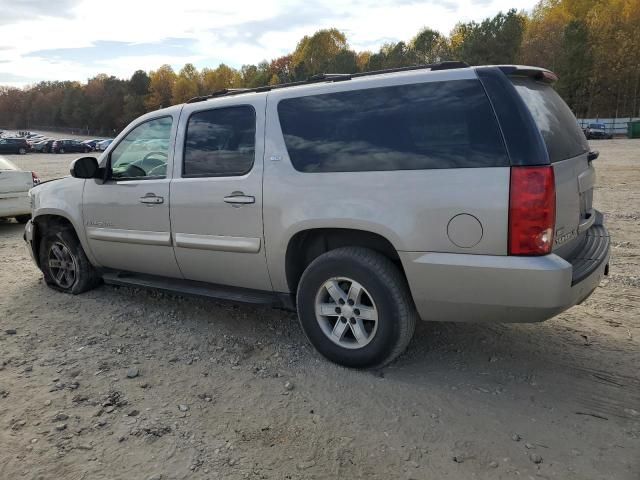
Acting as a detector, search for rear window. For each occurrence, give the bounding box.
[183,105,256,177]
[278,80,508,172]
[511,78,589,163]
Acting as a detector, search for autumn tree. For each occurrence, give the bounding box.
[173,63,202,103]
[146,65,176,110]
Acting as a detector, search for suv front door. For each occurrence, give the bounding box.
[82,114,182,278]
[170,97,271,291]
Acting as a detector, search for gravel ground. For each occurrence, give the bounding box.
[1,139,639,480]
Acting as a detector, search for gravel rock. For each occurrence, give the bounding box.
[529,453,543,464]
[297,460,316,470]
[54,423,67,431]
[511,433,521,442]
[178,404,189,412]
[126,368,139,379]
[489,461,499,468]
[53,413,69,422]
[284,381,294,391]
[5,329,16,335]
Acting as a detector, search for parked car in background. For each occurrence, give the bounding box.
[51,139,92,154]
[95,139,113,151]
[584,123,613,139]
[0,138,30,154]
[81,139,103,151]
[0,156,39,223]
[32,139,55,153]
[24,63,610,369]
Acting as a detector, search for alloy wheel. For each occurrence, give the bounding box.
[48,241,78,289]
[314,277,379,349]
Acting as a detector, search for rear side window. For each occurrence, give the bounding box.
[511,78,589,163]
[183,106,256,177]
[277,79,508,172]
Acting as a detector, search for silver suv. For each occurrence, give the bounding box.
[24,63,610,368]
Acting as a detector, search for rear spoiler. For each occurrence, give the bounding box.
[497,65,558,83]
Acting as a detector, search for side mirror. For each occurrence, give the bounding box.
[70,156,99,179]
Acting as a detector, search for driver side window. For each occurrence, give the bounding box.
[110,116,173,180]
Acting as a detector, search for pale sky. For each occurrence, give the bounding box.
[0,0,538,87]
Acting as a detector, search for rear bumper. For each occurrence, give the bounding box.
[0,193,30,218]
[402,222,610,323]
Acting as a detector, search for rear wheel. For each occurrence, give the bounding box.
[59,148,65,154]
[15,215,31,224]
[18,147,26,154]
[296,247,417,369]
[39,227,101,294]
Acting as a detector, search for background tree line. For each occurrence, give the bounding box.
[1,0,638,135]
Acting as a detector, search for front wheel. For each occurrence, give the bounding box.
[39,227,101,294]
[296,247,417,369]
[18,147,26,154]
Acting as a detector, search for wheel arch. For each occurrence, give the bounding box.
[284,228,406,295]
[32,213,85,269]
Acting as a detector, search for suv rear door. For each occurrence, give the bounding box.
[169,96,271,291]
[509,76,594,258]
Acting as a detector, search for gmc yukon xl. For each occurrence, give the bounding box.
[24,63,610,368]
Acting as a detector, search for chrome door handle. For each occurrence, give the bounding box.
[224,192,255,205]
[139,194,164,205]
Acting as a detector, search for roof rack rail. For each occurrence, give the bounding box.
[186,61,469,103]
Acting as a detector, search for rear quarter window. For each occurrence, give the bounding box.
[511,78,589,163]
[278,79,509,172]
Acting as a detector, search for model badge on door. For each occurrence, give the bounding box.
[85,220,113,228]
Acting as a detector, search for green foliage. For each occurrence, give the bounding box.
[1,2,638,133]
[450,9,526,65]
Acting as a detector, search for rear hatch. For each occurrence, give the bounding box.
[510,77,594,259]
[0,157,32,196]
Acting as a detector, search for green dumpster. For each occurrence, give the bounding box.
[628,120,640,139]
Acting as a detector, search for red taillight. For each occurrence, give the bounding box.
[508,166,556,255]
[32,172,41,185]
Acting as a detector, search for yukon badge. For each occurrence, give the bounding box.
[555,228,577,246]
[85,220,113,228]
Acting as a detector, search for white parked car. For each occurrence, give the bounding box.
[0,156,39,223]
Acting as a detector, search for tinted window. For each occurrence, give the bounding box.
[183,106,256,177]
[512,78,589,163]
[110,116,173,180]
[277,80,508,172]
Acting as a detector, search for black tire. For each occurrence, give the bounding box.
[18,147,26,154]
[15,214,31,224]
[59,148,65,154]
[296,247,417,369]
[84,148,90,153]
[39,226,101,294]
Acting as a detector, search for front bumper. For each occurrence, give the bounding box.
[402,222,610,323]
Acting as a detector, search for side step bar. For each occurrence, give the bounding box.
[102,272,281,306]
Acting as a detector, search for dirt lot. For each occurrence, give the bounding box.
[1,140,639,480]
